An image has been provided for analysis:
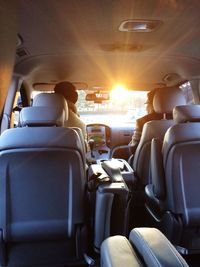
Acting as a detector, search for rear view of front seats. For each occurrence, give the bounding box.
[146,104,200,254]
[0,100,88,266]
[132,86,186,188]
[33,92,87,153]
[130,86,186,227]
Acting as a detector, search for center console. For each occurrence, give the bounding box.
[86,124,137,251]
[88,158,136,251]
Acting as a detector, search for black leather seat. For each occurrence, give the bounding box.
[33,92,87,153]
[145,105,200,254]
[0,105,88,266]
[101,227,188,267]
[132,86,186,187]
[129,87,186,228]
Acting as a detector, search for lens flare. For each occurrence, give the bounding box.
[110,84,128,100]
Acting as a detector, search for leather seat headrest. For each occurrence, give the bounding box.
[173,105,200,123]
[33,93,68,121]
[153,87,186,114]
[19,107,65,127]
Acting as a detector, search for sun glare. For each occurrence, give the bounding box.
[110,84,128,101]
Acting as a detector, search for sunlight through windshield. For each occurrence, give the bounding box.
[77,90,148,126]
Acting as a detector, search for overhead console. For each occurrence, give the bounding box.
[87,123,111,161]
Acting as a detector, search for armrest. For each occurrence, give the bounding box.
[88,164,109,181]
[87,164,110,191]
[101,159,137,187]
[101,236,142,267]
[130,228,189,267]
[101,160,124,183]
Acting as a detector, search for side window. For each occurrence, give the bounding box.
[12,92,23,127]
[179,81,194,104]
[12,83,30,128]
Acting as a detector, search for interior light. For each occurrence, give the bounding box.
[118,20,162,32]
[134,23,147,30]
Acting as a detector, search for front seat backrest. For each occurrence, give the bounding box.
[33,93,87,153]
[163,105,200,226]
[0,106,87,266]
[133,86,186,186]
[146,105,200,253]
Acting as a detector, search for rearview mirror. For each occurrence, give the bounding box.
[86,92,110,103]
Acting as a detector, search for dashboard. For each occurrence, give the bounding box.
[87,124,111,160]
[86,123,134,161]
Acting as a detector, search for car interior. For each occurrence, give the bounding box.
[1,0,200,266]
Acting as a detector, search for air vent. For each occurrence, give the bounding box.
[16,47,29,57]
[119,20,162,32]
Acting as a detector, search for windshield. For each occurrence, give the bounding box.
[77,90,148,127]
